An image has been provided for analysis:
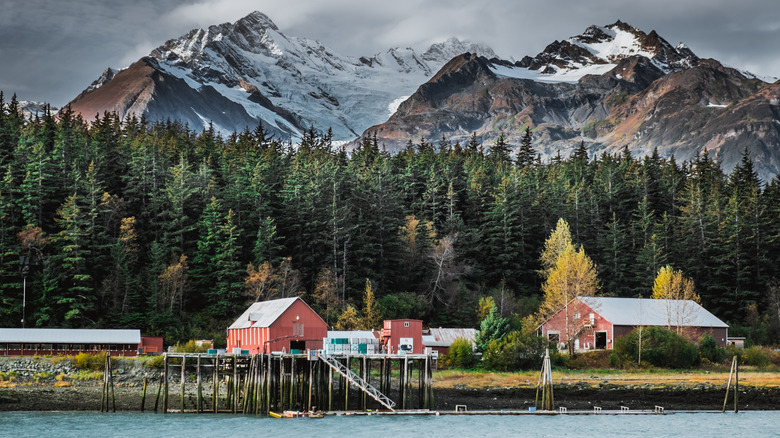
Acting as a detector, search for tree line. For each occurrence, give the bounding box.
[1,93,779,345]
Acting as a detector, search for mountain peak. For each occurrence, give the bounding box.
[504,21,698,83]
[422,37,497,64]
[238,11,279,31]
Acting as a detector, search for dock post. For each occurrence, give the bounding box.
[328,364,333,411]
[308,359,313,412]
[346,356,351,411]
[100,354,106,412]
[361,357,367,411]
[213,354,219,413]
[154,374,162,412]
[735,355,739,413]
[163,353,169,414]
[180,355,186,412]
[232,356,238,413]
[290,355,296,410]
[141,373,148,412]
[197,355,202,413]
[723,355,737,412]
[109,355,116,412]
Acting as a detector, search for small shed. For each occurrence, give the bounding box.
[323,330,380,355]
[381,319,423,354]
[226,297,327,354]
[540,296,729,352]
[0,328,145,356]
[422,328,478,356]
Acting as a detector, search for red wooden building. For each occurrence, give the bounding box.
[226,297,327,354]
[0,328,159,356]
[539,296,729,352]
[381,319,423,354]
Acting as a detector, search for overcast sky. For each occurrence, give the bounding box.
[2,0,779,106]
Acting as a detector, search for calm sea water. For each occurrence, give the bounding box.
[2,411,779,438]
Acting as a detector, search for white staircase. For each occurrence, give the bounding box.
[319,355,396,411]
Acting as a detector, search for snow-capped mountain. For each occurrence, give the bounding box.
[493,20,698,83]
[363,21,780,181]
[67,11,495,140]
[20,101,58,119]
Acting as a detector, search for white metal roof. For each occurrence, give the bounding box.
[579,296,728,328]
[423,328,478,347]
[326,330,378,339]
[228,297,303,329]
[0,328,141,344]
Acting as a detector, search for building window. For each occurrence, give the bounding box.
[293,321,304,337]
[404,322,410,327]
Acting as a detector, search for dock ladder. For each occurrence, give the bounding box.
[319,355,396,411]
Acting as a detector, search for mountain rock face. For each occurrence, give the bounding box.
[67,11,494,140]
[363,21,780,180]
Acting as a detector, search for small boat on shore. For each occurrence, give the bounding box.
[270,410,305,418]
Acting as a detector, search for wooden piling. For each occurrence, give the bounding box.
[213,354,219,413]
[154,374,162,412]
[196,355,202,413]
[180,355,186,412]
[163,353,169,414]
[141,373,148,412]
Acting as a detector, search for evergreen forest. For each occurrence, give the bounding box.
[1,93,779,346]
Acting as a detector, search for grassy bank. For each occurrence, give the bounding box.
[434,368,780,390]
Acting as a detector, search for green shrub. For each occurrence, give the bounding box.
[71,370,103,381]
[481,330,548,371]
[698,334,725,363]
[563,350,611,369]
[741,346,771,367]
[171,340,211,353]
[34,372,52,383]
[613,326,699,369]
[445,338,477,369]
[72,352,107,370]
[143,355,165,369]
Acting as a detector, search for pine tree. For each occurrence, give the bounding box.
[516,127,535,168]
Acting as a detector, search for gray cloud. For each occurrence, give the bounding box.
[2,0,778,106]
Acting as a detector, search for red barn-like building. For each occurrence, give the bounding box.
[381,319,423,354]
[540,296,729,352]
[227,297,327,354]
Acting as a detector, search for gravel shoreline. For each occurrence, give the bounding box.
[2,357,778,412]
[2,382,778,412]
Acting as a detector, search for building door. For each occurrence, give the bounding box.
[290,340,306,352]
[595,331,607,349]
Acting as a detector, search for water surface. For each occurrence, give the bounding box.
[3,411,778,438]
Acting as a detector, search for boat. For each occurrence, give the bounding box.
[306,412,324,418]
[269,411,283,418]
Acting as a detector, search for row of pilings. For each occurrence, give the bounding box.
[153,352,434,414]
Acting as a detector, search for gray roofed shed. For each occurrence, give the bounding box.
[0,328,141,344]
[579,296,728,328]
[423,328,478,347]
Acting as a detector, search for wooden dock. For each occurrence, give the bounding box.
[155,352,434,414]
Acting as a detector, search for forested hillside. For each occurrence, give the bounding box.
[1,93,779,345]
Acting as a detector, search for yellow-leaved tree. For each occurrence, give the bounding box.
[536,219,600,355]
[361,279,382,330]
[651,265,700,335]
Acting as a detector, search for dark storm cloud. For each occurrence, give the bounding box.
[2,0,778,106]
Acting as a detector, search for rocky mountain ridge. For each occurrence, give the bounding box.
[67,11,495,140]
[361,22,780,180]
